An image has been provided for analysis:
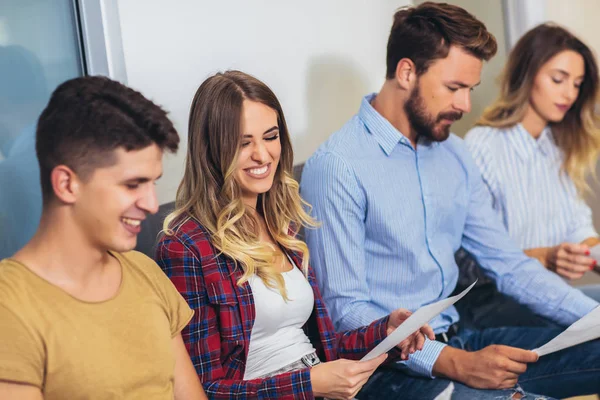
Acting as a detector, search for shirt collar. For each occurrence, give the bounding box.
[507,124,559,161]
[359,93,412,155]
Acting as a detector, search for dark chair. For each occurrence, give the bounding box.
[453,247,554,329]
[135,201,175,258]
[292,163,304,183]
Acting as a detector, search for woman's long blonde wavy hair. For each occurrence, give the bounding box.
[163,71,317,299]
[478,23,600,193]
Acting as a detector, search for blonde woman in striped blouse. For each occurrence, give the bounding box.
[465,24,600,301]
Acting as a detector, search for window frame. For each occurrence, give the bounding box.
[76,0,127,82]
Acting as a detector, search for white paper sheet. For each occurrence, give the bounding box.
[532,306,600,356]
[433,382,454,400]
[589,243,600,260]
[589,244,600,273]
[361,281,477,361]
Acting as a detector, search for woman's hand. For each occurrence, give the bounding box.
[546,242,595,280]
[310,354,387,400]
[387,308,435,360]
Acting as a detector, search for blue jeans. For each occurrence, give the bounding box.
[357,326,600,399]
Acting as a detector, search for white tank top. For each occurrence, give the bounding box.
[243,259,316,380]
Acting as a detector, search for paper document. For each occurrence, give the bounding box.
[533,306,600,356]
[433,383,454,400]
[589,244,600,273]
[361,281,477,361]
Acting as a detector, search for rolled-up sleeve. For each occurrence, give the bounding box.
[402,338,447,378]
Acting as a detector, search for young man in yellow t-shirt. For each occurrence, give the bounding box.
[0,76,208,400]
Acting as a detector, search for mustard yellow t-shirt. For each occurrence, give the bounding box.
[0,251,193,400]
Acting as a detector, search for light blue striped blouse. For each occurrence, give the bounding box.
[464,124,598,248]
[301,94,598,378]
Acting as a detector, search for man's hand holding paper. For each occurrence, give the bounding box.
[362,281,478,362]
[387,308,435,360]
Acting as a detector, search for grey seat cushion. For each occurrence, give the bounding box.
[135,201,175,258]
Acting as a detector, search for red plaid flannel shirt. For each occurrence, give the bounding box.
[155,218,396,399]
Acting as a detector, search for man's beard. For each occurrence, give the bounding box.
[404,84,463,143]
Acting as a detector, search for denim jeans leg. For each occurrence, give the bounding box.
[359,326,600,399]
[462,326,600,399]
[357,367,554,400]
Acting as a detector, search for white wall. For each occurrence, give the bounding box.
[546,0,600,57]
[116,0,407,204]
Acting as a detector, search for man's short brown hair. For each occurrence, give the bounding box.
[36,76,179,203]
[386,2,497,79]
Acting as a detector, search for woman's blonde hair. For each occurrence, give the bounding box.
[478,23,600,193]
[163,71,316,299]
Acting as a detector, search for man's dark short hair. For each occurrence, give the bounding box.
[36,76,179,202]
[386,1,498,79]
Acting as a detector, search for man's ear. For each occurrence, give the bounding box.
[395,58,417,90]
[50,165,81,204]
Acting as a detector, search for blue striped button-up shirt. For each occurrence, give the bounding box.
[301,94,598,377]
[464,124,598,248]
